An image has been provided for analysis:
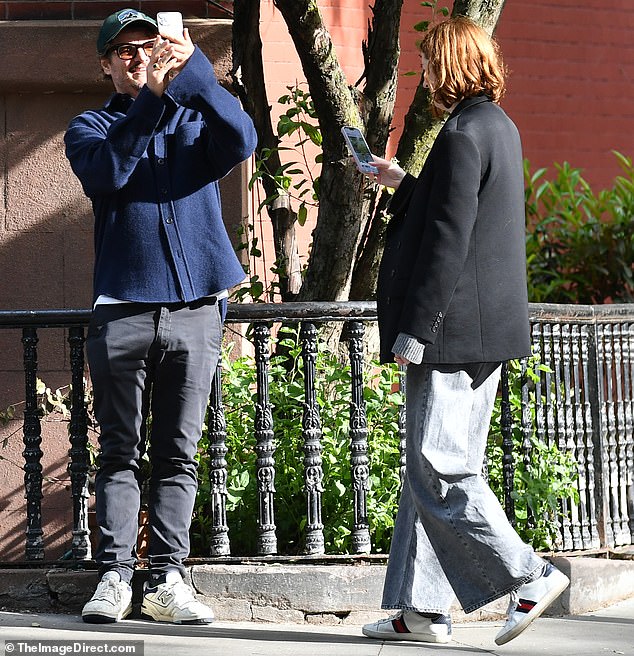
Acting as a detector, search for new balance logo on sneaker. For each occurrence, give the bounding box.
[141,570,214,625]
[362,610,452,644]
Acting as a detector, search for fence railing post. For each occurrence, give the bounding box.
[22,326,44,561]
[398,365,407,484]
[300,321,325,555]
[500,362,516,524]
[625,322,634,543]
[588,318,609,548]
[347,320,370,554]
[254,322,277,555]
[67,326,91,560]
[207,361,230,556]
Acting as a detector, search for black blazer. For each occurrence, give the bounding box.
[377,95,531,364]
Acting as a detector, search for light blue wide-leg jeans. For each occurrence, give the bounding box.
[381,363,544,614]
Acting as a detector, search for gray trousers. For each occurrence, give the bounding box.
[382,363,543,614]
[87,300,222,583]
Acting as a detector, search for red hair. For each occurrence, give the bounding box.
[419,16,507,115]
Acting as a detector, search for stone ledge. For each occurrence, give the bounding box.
[0,556,632,624]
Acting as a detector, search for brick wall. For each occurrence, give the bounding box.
[0,0,232,20]
[396,0,634,189]
[2,0,631,187]
[496,0,634,189]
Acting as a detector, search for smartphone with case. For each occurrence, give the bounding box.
[341,126,379,174]
[157,11,184,41]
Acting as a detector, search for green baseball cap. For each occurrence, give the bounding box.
[97,8,158,54]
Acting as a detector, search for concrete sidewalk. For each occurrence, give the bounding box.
[1,597,634,656]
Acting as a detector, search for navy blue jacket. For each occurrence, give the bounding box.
[377,96,531,364]
[65,47,257,304]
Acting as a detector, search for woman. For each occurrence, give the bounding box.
[361,16,569,646]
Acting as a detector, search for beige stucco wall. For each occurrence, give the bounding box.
[0,20,248,561]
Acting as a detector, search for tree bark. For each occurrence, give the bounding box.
[454,0,508,34]
[273,0,402,301]
[232,0,302,299]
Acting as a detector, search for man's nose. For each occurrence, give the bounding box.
[135,47,151,63]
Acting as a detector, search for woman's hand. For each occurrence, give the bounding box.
[365,155,407,190]
[147,29,195,97]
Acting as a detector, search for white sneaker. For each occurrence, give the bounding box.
[362,610,452,643]
[495,562,570,645]
[82,571,132,623]
[141,571,214,624]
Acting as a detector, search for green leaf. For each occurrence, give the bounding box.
[414,20,430,32]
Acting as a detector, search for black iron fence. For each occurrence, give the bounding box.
[0,302,632,563]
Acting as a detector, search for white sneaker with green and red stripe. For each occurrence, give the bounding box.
[362,610,452,643]
[495,562,570,645]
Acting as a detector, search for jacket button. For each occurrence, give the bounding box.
[165,218,173,224]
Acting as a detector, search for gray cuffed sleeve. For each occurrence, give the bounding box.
[392,332,426,365]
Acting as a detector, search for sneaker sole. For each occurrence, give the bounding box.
[362,626,451,644]
[495,573,569,645]
[82,603,132,624]
[140,608,214,625]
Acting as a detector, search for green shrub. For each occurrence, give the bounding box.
[193,327,403,556]
[192,333,578,556]
[487,358,579,551]
[525,152,634,304]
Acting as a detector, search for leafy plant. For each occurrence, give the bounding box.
[249,84,321,226]
[193,327,403,556]
[0,379,99,486]
[525,152,634,304]
[413,1,450,35]
[233,84,322,303]
[193,333,580,556]
[487,357,580,550]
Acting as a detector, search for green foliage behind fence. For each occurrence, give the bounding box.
[525,151,634,304]
[191,336,579,556]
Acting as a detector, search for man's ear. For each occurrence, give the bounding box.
[100,56,111,76]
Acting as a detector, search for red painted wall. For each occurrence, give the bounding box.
[497,0,634,188]
[398,0,634,189]
[0,1,231,20]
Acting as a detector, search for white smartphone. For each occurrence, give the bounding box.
[157,11,184,41]
[341,126,379,174]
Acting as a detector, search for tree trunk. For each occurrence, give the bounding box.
[273,0,402,301]
[232,0,302,299]
[454,0,508,34]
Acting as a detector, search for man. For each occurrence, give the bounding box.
[65,9,256,624]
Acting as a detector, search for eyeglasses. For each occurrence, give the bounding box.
[106,40,155,60]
